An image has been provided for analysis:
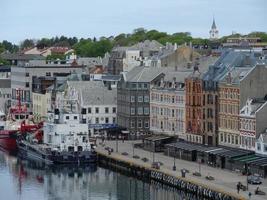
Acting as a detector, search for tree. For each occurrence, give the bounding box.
[21,39,35,49]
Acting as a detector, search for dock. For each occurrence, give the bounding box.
[96,141,267,200]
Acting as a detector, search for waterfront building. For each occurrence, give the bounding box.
[219,64,267,148]
[239,98,267,151]
[0,66,11,113]
[255,132,267,156]
[11,59,83,110]
[150,69,190,138]
[51,81,117,137]
[117,66,164,139]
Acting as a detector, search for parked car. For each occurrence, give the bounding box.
[248,175,262,185]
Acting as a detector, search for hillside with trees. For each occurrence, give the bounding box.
[0,29,266,59]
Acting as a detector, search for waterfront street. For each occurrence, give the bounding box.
[96,140,267,200]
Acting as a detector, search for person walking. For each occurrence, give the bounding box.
[237,182,240,194]
[248,192,252,199]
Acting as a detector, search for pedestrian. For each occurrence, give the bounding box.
[236,182,240,194]
[248,192,252,199]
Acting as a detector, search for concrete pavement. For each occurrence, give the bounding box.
[96,140,267,200]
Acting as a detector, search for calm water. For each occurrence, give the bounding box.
[0,151,198,200]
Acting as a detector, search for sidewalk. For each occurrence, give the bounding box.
[96,140,267,200]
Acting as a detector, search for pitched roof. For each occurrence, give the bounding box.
[124,66,164,82]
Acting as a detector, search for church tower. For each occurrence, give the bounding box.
[209,17,219,40]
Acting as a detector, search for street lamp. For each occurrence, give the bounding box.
[173,147,176,171]
[116,128,118,152]
[132,142,135,157]
[247,164,250,191]
[152,141,155,163]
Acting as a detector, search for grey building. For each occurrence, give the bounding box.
[108,40,163,75]
[0,66,11,113]
[11,59,83,110]
[117,66,164,139]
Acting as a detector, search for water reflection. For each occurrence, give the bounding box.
[0,151,200,200]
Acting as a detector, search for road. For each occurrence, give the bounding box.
[96,140,267,200]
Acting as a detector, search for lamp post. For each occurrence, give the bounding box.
[132,142,135,157]
[116,129,118,153]
[152,141,155,163]
[173,148,176,171]
[247,164,250,191]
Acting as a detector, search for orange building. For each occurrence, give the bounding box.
[185,74,204,144]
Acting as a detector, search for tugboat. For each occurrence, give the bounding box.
[17,96,97,164]
[0,89,41,153]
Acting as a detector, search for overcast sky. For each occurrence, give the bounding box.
[1,0,266,44]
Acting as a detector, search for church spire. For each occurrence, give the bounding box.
[211,17,217,29]
[209,16,219,40]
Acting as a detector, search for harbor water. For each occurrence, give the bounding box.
[0,151,201,200]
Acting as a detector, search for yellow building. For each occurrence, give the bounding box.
[32,92,51,122]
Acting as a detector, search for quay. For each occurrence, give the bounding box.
[96,140,267,200]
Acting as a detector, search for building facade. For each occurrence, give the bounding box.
[117,66,164,138]
[239,98,267,151]
[11,60,83,110]
[150,71,189,138]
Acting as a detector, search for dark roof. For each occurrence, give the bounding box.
[0,65,11,72]
[0,53,45,61]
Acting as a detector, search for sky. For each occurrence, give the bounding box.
[1,0,266,44]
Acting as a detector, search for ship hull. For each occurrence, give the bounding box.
[17,141,97,165]
[0,131,18,153]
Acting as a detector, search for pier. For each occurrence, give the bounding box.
[96,140,267,200]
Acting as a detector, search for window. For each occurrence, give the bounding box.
[144,107,149,115]
[46,72,51,76]
[220,133,223,142]
[264,145,267,152]
[26,82,29,87]
[66,116,69,120]
[105,107,109,113]
[143,83,148,89]
[113,117,116,123]
[95,107,99,114]
[131,108,135,115]
[138,96,143,102]
[105,117,109,123]
[132,83,137,89]
[138,107,143,115]
[131,121,135,128]
[88,107,91,114]
[95,117,99,124]
[138,120,142,128]
[144,121,149,128]
[144,95,149,102]
[130,96,135,102]
[25,72,29,77]
[138,83,142,89]
[172,109,175,117]
[74,116,78,120]
[257,143,261,151]
[172,96,175,103]
[112,107,116,113]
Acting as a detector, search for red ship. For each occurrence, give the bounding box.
[0,89,43,153]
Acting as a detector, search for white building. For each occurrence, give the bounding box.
[255,133,267,156]
[239,98,267,151]
[51,81,117,136]
[0,66,11,113]
[150,69,190,138]
[209,18,219,40]
[11,59,83,110]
